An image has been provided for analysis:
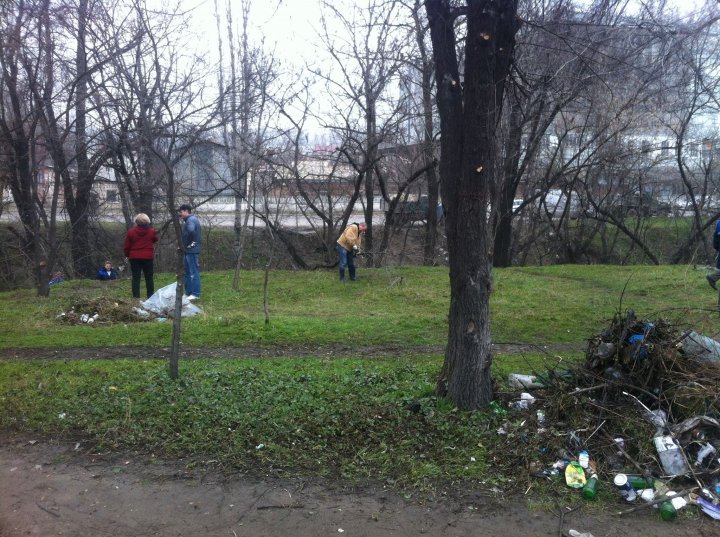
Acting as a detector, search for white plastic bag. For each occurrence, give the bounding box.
[140,283,202,318]
[679,331,720,362]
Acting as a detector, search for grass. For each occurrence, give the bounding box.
[0,264,718,349]
[0,355,509,490]
[0,264,718,491]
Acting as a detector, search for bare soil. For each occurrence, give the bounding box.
[1,434,717,537]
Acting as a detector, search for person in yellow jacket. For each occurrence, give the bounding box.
[336,222,367,282]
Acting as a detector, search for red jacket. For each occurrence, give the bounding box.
[123,225,158,260]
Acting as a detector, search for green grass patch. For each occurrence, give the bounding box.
[1,264,717,349]
[0,356,514,489]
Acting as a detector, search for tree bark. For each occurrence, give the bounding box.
[427,0,519,410]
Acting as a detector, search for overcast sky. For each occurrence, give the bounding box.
[181,0,712,67]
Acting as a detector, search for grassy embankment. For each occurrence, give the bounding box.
[0,264,717,492]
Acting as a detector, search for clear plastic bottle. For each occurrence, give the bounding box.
[653,435,689,476]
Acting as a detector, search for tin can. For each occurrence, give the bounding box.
[613,473,637,502]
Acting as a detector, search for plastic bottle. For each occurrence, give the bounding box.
[695,443,717,466]
[653,435,689,476]
[582,474,599,500]
[578,450,590,468]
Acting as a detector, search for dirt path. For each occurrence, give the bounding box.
[0,435,717,537]
[0,342,583,361]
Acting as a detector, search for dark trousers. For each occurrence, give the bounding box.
[130,258,154,298]
[336,244,356,281]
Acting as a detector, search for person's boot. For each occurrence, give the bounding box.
[708,274,718,290]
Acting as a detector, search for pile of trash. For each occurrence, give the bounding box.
[56,297,147,324]
[495,309,720,523]
[56,284,202,325]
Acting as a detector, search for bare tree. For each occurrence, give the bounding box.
[0,0,66,295]
[426,0,520,409]
[314,0,411,266]
[24,0,125,277]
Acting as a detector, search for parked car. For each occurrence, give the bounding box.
[611,193,671,217]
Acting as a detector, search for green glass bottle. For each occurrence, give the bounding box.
[628,476,654,489]
[659,500,676,521]
[582,474,599,500]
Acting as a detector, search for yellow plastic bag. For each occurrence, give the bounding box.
[565,461,587,489]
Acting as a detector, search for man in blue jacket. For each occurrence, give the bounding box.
[707,219,720,290]
[178,204,202,300]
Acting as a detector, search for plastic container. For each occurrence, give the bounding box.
[613,474,637,502]
[578,450,590,469]
[582,474,599,500]
[653,435,689,476]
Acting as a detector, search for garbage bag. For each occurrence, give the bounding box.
[140,283,202,318]
[679,331,720,362]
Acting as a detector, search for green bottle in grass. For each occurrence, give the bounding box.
[582,474,599,500]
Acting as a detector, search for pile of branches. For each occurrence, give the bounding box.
[56,297,154,324]
[493,310,720,493]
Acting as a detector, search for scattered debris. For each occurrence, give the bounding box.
[495,309,720,526]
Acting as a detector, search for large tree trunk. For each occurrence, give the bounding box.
[428,0,519,410]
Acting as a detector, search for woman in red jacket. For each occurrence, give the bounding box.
[123,213,159,299]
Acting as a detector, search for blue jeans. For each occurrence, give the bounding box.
[184,253,201,297]
[337,244,356,281]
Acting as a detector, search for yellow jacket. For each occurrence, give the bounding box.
[337,224,363,251]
